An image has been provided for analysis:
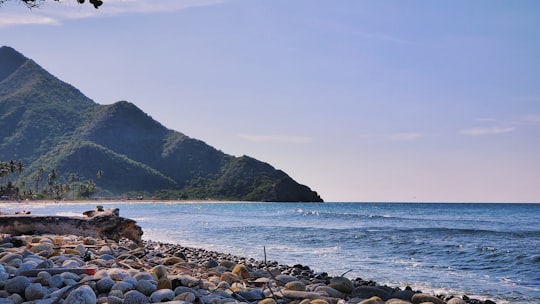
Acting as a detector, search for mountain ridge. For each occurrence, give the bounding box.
[0,46,323,202]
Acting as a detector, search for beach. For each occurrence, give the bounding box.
[0,231,493,304]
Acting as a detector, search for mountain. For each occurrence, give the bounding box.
[0,46,323,202]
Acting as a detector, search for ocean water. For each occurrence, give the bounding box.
[1,201,539,303]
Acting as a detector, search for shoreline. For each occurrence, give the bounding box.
[0,203,507,303]
[0,232,497,304]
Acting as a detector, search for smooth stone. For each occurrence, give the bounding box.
[219,260,237,270]
[98,246,115,255]
[75,244,87,256]
[258,299,278,304]
[107,296,124,304]
[61,271,82,281]
[157,277,172,290]
[351,286,391,301]
[150,289,175,302]
[447,298,467,304]
[135,279,157,296]
[36,259,54,269]
[280,290,325,300]
[358,296,384,304]
[99,254,116,261]
[386,299,414,304]
[96,277,115,293]
[111,281,134,293]
[5,276,31,294]
[314,285,345,298]
[174,286,199,296]
[329,277,354,294]
[108,290,124,298]
[7,293,23,304]
[284,280,307,291]
[274,274,299,285]
[163,256,184,265]
[29,243,54,254]
[134,272,155,281]
[310,299,330,304]
[48,274,64,288]
[64,285,97,304]
[390,290,416,301]
[203,260,219,268]
[123,290,150,304]
[0,264,9,280]
[411,293,446,304]
[220,272,242,284]
[151,265,169,279]
[176,291,196,302]
[25,283,49,301]
[235,289,265,301]
[108,268,132,280]
[232,264,250,279]
[62,259,82,268]
[0,253,23,264]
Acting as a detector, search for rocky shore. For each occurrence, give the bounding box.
[0,231,499,304]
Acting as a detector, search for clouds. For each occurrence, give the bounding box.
[460,126,516,136]
[0,0,224,27]
[459,115,540,136]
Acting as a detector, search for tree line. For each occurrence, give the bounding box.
[0,160,102,201]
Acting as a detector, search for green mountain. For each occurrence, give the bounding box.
[0,46,323,202]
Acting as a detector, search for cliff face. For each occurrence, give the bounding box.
[0,46,323,202]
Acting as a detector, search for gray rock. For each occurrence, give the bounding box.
[107,295,124,304]
[0,253,22,264]
[329,277,354,294]
[124,290,150,304]
[36,259,54,269]
[390,289,416,301]
[99,254,116,261]
[0,264,9,280]
[134,272,154,281]
[5,276,31,294]
[48,274,64,288]
[7,293,23,304]
[235,289,265,301]
[135,279,157,296]
[108,289,124,298]
[64,285,97,304]
[111,281,134,293]
[447,297,467,304]
[96,277,115,293]
[275,274,299,285]
[25,283,49,301]
[411,293,445,304]
[351,286,391,301]
[150,289,175,302]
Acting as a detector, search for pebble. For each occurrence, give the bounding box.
[0,230,498,304]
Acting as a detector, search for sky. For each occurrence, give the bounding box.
[1,0,539,202]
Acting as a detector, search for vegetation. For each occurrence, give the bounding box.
[0,46,323,202]
[0,159,101,200]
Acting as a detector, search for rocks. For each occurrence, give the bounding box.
[0,232,498,304]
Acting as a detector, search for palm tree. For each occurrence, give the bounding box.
[47,169,57,197]
[35,167,44,194]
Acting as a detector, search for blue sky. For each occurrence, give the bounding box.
[1,0,539,202]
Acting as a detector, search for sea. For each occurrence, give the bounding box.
[1,201,538,304]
